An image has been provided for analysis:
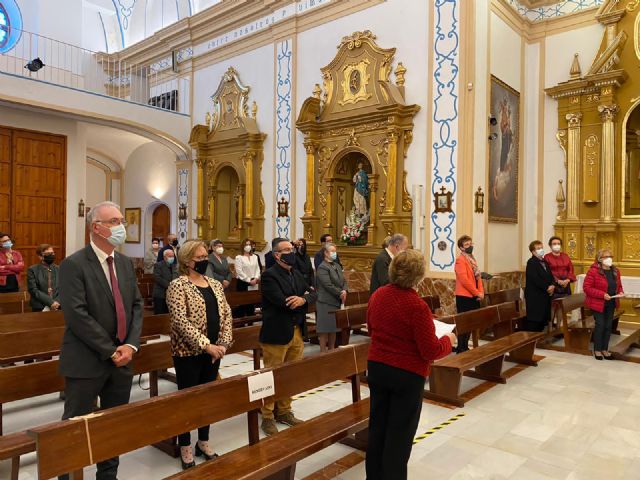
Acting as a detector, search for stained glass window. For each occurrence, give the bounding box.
[0,4,9,50]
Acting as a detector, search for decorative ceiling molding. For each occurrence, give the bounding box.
[508,0,604,22]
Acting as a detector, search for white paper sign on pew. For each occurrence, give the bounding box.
[248,371,275,402]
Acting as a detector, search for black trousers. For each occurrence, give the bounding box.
[593,302,615,351]
[173,354,221,446]
[455,295,481,353]
[59,366,133,480]
[153,297,169,315]
[366,361,425,480]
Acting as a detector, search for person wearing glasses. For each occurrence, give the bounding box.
[259,239,317,436]
[0,232,24,293]
[57,201,143,480]
[27,243,61,311]
[166,239,233,469]
[584,249,624,360]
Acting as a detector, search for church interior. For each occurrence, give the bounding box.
[2,0,640,478]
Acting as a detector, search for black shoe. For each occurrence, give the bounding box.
[594,352,604,360]
[180,457,195,470]
[195,442,219,461]
[603,353,615,360]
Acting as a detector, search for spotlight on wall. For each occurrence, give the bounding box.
[489,114,497,126]
[25,57,45,72]
[488,133,498,141]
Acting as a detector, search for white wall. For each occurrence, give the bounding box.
[86,163,108,208]
[296,0,429,244]
[487,12,523,272]
[542,23,603,242]
[0,105,88,255]
[121,142,178,257]
[191,43,275,244]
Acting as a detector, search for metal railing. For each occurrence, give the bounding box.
[0,28,187,114]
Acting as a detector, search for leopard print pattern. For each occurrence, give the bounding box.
[166,275,233,357]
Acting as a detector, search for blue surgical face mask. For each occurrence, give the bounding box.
[104,224,127,247]
[1,241,12,249]
[329,251,337,261]
[535,248,545,258]
[166,257,175,265]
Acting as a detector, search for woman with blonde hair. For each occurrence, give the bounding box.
[166,240,233,469]
[366,249,456,480]
[583,249,623,360]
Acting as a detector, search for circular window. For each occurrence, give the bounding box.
[0,0,22,54]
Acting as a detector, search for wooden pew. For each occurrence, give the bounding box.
[28,343,370,480]
[0,325,263,479]
[549,293,593,354]
[0,311,64,333]
[0,291,29,315]
[424,302,544,407]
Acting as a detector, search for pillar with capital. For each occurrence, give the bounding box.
[598,104,618,222]
[565,113,582,221]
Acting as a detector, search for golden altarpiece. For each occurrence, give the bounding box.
[189,67,266,254]
[296,31,419,270]
[546,0,640,279]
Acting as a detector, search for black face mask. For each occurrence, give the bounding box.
[171,239,179,247]
[464,246,474,255]
[192,259,208,275]
[279,252,296,266]
[43,254,55,265]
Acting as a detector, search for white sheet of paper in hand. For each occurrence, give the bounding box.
[433,320,455,338]
[610,293,625,299]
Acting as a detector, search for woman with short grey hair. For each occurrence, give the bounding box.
[315,242,347,352]
[206,239,232,289]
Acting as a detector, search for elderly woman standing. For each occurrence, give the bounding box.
[315,242,347,352]
[166,240,233,470]
[366,249,455,480]
[143,238,161,274]
[206,239,232,289]
[454,235,484,353]
[0,233,24,293]
[584,249,624,360]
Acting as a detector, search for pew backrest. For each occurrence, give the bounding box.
[437,302,518,336]
[29,342,370,480]
[485,288,521,308]
[0,291,29,314]
[0,311,64,333]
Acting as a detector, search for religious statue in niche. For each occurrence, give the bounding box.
[341,162,370,245]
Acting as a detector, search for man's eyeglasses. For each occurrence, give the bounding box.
[95,218,128,227]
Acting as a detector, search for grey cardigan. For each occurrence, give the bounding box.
[316,261,347,306]
[206,253,233,285]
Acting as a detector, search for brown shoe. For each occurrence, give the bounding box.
[275,412,303,426]
[261,418,278,436]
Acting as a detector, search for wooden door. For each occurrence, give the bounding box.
[0,128,11,235]
[152,204,170,242]
[10,129,67,268]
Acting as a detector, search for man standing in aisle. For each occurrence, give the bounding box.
[58,201,142,480]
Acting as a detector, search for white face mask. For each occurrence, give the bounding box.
[215,247,224,255]
[102,224,126,247]
[535,248,545,258]
[244,245,252,253]
[602,257,613,267]
[551,245,561,253]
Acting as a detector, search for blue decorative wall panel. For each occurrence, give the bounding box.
[508,0,603,22]
[275,39,293,239]
[430,0,459,271]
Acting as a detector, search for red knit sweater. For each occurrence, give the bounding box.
[367,284,452,378]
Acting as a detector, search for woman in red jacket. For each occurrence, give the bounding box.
[544,236,576,299]
[0,233,25,293]
[366,249,455,480]
[454,235,484,353]
[583,249,623,360]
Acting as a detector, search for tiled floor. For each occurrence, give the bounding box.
[2,334,640,479]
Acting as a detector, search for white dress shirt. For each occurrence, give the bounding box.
[90,241,138,352]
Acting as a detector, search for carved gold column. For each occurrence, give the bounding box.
[303,139,317,216]
[208,186,216,230]
[195,156,207,238]
[369,176,378,245]
[598,104,619,222]
[384,128,399,214]
[242,151,255,218]
[325,181,334,228]
[237,185,245,229]
[565,113,582,221]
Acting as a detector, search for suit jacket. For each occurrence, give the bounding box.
[27,263,60,310]
[295,253,314,287]
[58,245,143,378]
[316,261,347,306]
[265,251,276,270]
[153,261,178,298]
[524,256,554,325]
[157,244,177,262]
[370,249,392,294]
[206,254,232,285]
[260,264,317,345]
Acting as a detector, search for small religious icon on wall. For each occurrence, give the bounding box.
[277,197,289,217]
[434,186,453,213]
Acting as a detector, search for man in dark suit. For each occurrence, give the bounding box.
[264,237,286,270]
[370,233,409,294]
[58,201,143,480]
[260,239,317,436]
[313,234,342,270]
[153,248,178,314]
[157,232,179,262]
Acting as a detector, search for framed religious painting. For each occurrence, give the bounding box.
[124,207,142,243]
[488,75,520,223]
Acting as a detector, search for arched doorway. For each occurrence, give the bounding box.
[332,151,372,245]
[624,104,640,215]
[215,166,240,240]
[152,204,171,245]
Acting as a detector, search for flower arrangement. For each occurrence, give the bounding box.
[341,208,369,246]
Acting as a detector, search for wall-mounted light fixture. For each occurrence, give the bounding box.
[474,187,485,213]
[178,203,188,221]
[78,199,85,217]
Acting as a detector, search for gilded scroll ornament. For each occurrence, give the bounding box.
[371,136,390,178]
[582,134,600,203]
[585,235,596,259]
[345,129,360,147]
[402,171,413,212]
[600,233,615,253]
[339,30,376,50]
[628,0,640,12]
[394,62,407,86]
[339,59,372,106]
[567,233,578,259]
[598,104,619,122]
[556,130,568,168]
[566,112,583,127]
[623,234,640,259]
[312,84,322,99]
